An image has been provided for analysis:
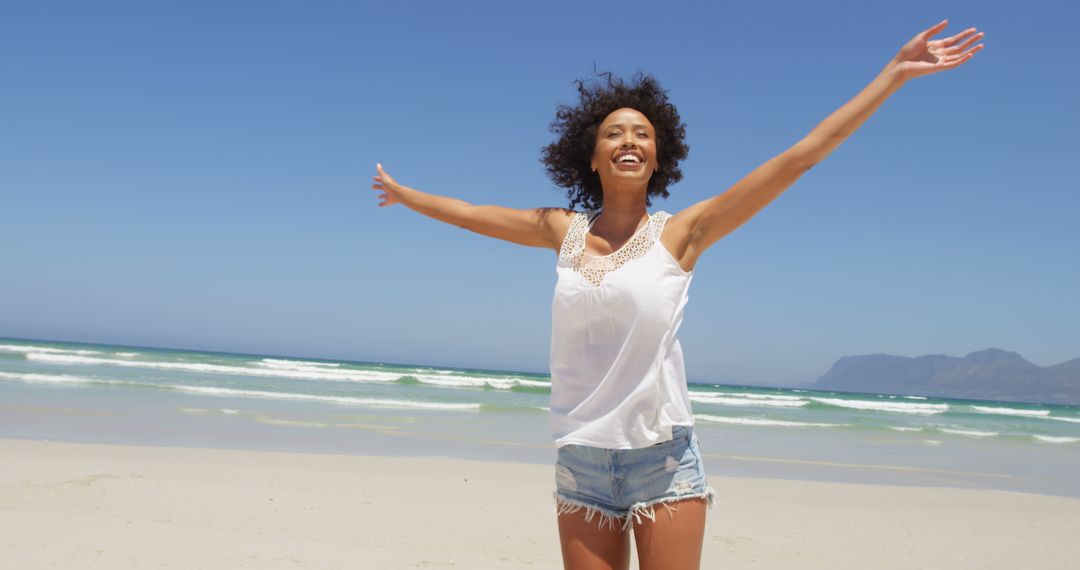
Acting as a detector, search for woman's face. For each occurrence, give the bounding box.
[591,108,658,189]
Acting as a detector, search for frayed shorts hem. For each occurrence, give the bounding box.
[553,486,717,533]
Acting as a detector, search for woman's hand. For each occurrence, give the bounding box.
[891,19,985,82]
[371,163,406,207]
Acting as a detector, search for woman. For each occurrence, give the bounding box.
[372,19,983,570]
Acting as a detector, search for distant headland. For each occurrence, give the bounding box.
[812,348,1080,406]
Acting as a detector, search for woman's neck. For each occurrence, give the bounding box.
[593,193,649,234]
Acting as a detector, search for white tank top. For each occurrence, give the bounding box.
[549,209,696,449]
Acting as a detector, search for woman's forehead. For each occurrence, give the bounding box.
[599,108,653,129]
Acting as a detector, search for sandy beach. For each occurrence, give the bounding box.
[1,438,1077,569]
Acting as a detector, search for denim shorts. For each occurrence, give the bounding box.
[553,424,717,532]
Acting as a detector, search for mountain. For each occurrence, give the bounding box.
[811,348,1080,406]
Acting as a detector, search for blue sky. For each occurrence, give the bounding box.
[1,1,1076,386]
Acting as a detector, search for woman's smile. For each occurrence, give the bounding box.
[592,107,658,182]
[612,149,645,170]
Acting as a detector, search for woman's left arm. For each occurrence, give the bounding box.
[677,19,985,262]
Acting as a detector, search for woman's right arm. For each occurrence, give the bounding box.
[372,163,573,251]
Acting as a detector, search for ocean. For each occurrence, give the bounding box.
[2,337,1078,497]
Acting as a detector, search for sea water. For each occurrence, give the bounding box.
[2,337,1077,497]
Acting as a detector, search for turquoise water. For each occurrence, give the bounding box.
[3,337,1078,496]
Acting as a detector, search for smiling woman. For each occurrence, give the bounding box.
[370,19,985,570]
[541,72,689,212]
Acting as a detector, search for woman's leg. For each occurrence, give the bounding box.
[557,509,631,570]
[631,496,707,570]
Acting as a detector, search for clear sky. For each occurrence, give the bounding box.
[1,1,1076,387]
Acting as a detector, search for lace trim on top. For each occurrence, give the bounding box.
[559,210,669,287]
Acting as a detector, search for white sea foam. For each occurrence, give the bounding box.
[694,414,849,428]
[22,352,548,391]
[0,344,103,356]
[903,396,928,400]
[171,385,481,411]
[810,397,948,415]
[939,428,998,438]
[26,352,405,383]
[179,406,242,416]
[253,416,331,428]
[887,426,925,432]
[406,373,550,390]
[689,394,807,408]
[1045,416,1080,424]
[1033,435,1080,444]
[924,439,942,446]
[115,352,140,358]
[698,391,805,402]
[969,405,1050,418]
[258,358,341,370]
[0,371,100,385]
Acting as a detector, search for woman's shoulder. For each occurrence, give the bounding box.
[546,208,589,257]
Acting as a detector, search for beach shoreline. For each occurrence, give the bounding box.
[2,437,1078,569]
[3,337,1079,501]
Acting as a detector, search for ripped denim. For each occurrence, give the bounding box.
[553,424,718,532]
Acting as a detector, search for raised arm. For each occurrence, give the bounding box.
[674,20,985,268]
[371,163,573,251]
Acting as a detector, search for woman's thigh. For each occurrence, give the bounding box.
[557,508,631,570]
[631,496,707,570]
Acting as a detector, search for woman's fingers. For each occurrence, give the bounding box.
[372,163,403,207]
[940,48,978,70]
[373,167,394,206]
[921,19,949,41]
[371,186,389,206]
[941,28,984,47]
[940,27,977,46]
[944,41,983,64]
[945,32,984,55]
[375,163,399,185]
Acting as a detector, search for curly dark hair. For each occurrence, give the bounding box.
[541,71,689,211]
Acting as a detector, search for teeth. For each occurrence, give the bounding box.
[617,155,641,163]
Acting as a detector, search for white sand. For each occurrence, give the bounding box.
[1,438,1077,569]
